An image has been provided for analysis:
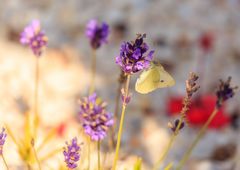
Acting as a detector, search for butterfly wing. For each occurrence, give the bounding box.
[135,64,175,94]
[156,66,175,88]
[135,66,160,94]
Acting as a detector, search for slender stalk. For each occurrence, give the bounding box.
[152,135,176,170]
[87,137,91,170]
[152,96,188,170]
[176,108,218,170]
[114,71,125,122]
[97,141,101,170]
[152,117,184,170]
[33,57,40,137]
[89,49,97,95]
[109,71,125,150]
[31,143,42,170]
[112,75,131,170]
[1,155,9,170]
[40,148,62,162]
[35,57,39,117]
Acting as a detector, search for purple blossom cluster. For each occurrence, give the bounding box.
[20,20,48,57]
[116,34,154,74]
[85,19,109,49]
[0,128,7,155]
[63,137,81,169]
[79,93,114,141]
[216,77,238,108]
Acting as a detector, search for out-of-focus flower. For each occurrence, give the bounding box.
[116,34,154,74]
[216,77,238,108]
[167,95,230,128]
[20,20,48,57]
[79,93,114,141]
[0,128,7,155]
[57,123,66,137]
[199,31,214,52]
[63,137,81,169]
[167,96,183,116]
[86,19,109,49]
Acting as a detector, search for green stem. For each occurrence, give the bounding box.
[152,117,184,170]
[109,72,123,150]
[176,108,218,170]
[2,155,9,170]
[98,141,101,170]
[31,143,42,170]
[35,57,39,117]
[33,57,40,138]
[112,75,131,170]
[89,49,96,95]
[152,135,176,170]
[153,95,190,170]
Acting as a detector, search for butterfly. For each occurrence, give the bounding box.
[135,62,175,94]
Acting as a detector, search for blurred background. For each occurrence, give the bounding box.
[0,0,240,169]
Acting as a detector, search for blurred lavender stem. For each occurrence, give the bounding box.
[152,118,184,170]
[153,72,199,170]
[89,49,97,95]
[112,74,131,170]
[98,141,101,170]
[176,76,237,169]
[1,155,9,170]
[34,57,40,137]
[109,70,125,149]
[176,108,218,170]
[31,139,41,170]
[40,148,62,162]
[87,137,91,170]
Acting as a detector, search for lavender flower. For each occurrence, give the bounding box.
[79,93,114,141]
[63,137,81,169]
[0,128,7,155]
[85,19,109,49]
[216,77,238,108]
[116,34,154,74]
[20,20,48,57]
[168,119,185,134]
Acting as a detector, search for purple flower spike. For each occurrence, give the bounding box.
[116,34,154,74]
[216,77,238,108]
[86,19,109,49]
[79,93,114,141]
[0,128,7,155]
[20,19,48,57]
[63,137,81,169]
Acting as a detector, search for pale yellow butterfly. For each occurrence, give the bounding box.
[135,62,175,94]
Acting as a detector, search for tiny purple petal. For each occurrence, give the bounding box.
[121,88,132,105]
[0,128,7,155]
[147,50,155,61]
[132,48,141,60]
